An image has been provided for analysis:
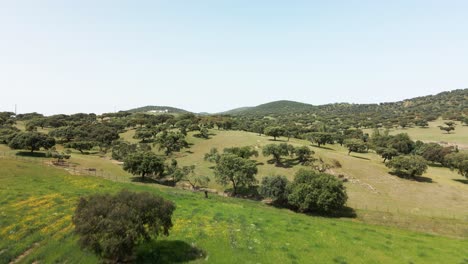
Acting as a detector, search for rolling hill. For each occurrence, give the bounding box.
[222,89,468,119]
[125,105,191,114]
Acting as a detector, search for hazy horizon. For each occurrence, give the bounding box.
[1,1,468,115]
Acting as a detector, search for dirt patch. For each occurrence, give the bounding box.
[9,243,40,264]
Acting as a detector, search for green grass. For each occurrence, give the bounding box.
[0,157,467,264]
[172,130,468,222]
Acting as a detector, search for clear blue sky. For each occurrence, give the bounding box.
[1,1,467,115]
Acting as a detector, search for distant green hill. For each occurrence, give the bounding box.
[125,105,191,114]
[223,89,468,122]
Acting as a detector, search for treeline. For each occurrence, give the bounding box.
[229,89,468,130]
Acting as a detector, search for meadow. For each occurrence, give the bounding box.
[1,157,467,264]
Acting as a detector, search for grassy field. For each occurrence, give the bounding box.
[166,130,468,222]
[1,157,467,264]
[364,119,468,149]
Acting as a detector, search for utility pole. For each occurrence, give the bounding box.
[14,104,17,115]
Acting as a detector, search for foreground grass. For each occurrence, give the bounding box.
[0,157,467,264]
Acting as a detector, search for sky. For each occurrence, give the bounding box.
[0,1,467,115]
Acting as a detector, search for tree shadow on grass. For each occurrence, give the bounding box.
[389,172,434,183]
[454,179,468,184]
[306,206,357,219]
[312,145,335,151]
[349,155,370,161]
[224,186,262,201]
[267,138,287,142]
[136,240,206,264]
[268,202,357,219]
[15,151,47,158]
[130,176,160,184]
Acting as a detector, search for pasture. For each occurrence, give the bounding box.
[0,157,467,264]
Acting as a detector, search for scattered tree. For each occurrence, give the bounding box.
[8,131,55,153]
[306,132,334,147]
[155,131,188,156]
[123,152,165,179]
[294,146,314,164]
[344,139,367,155]
[262,143,294,165]
[65,141,95,154]
[386,155,428,178]
[287,169,347,213]
[214,153,258,195]
[224,146,259,159]
[264,126,285,141]
[73,190,175,262]
[376,147,399,163]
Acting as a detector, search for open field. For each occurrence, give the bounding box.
[364,119,468,149]
[0,157,467,264]
[167,130,468,222]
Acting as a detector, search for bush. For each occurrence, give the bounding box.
[73,190,175,262]
[259,175,289,203]
[386,155,428,177]
[287,169,347,213]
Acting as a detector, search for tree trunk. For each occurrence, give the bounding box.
[232,181,237,195]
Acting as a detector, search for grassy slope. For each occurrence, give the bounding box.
[0,158,467,264]
[169,130,468,221]
[364,119,468,149]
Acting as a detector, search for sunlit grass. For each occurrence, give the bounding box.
[0,158,467,263]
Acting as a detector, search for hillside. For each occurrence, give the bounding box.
[224,89,468,121]
[1,157,467,263]
[125,105,191,114]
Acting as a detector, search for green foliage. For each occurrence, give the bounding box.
[8,131,55,153]
[111,141,151,161]
[415,142,453,164]
[73,190,175,262]
[198,127,210,139]
[223,146,259,159]
[123,152,165,178]
[133,127,155,142]
[0,126,19,144]
[155,131,188,156]
[259,175,289,203]
[294,146,314,164]
[376,147,399,163]
[386,155,428,177]
[264,126,285,140]
[344,139,367,155]
[387,133,415,154]
[287,169,348,213]
[305,132,334,147]
[65,141,95,154]
[439,125,455,134]
[262,143,294,165]
[204,147,220,163]
[444,152,468,178]
[214,153,258,195]
[415,119,429,128]
[49,126,78,142]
